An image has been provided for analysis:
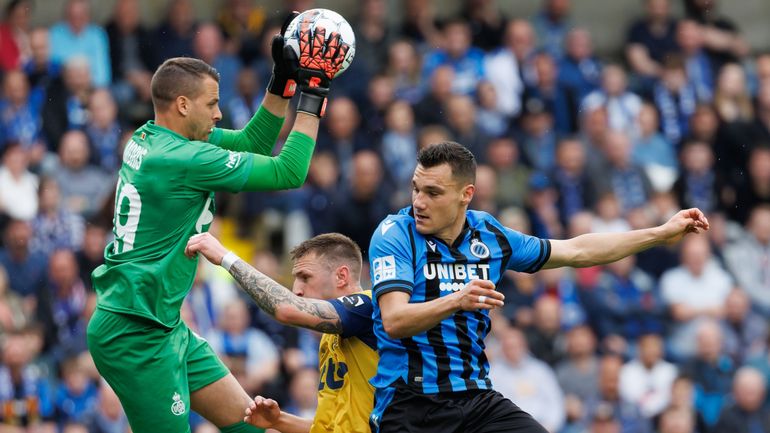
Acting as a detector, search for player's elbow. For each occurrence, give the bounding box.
[383,318,408,340]
[273,304,298,326]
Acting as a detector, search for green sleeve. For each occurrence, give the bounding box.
[208,106,284,155]
[241,130,316,191]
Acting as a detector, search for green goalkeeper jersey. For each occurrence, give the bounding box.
[92,108,314,327]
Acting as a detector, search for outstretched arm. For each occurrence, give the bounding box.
[244,395,313,433]
[543,208,709,269]
[185,233,342,334]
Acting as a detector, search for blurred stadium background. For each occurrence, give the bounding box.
[1,0,770,432]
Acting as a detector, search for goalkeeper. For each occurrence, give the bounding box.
[87,14,350,433]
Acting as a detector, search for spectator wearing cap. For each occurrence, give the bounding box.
[525,171,562,239]
[489,326,566,433]
[619,333,678,418]
[48,0,111,87]
[712,367,770,433]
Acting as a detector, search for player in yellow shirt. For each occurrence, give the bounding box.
[185,232,376,433]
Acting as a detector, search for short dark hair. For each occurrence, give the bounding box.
[417,141,477,184]
[290,233,363,277]
[151,57,220,110]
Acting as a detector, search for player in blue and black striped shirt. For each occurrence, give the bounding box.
[368,141,709,433]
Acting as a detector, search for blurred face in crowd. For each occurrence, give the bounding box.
[4,220,32,257]
[59,130,91,170]
[681,235,711,276]
[193,24,223,63]
[565,28,592,60]
[602,65,627,96]
[290,368,320,410]
[2,334,31,369]
[388,40,419,75]
[308,152,339,189]
[749,206,770,245]
[604,132,632,168]
[350,150,383,199]
[725,289,750,323]
[327,97,360,140]
[292,252,337,300]
[646,0,670,21]
[670,377,694,407]
[476,81,497,110]
[444,21,471,59]
[430,66,455,101]
[505,19,535,60]
[662,65,687,91]
[734,368,766,412]
[534,53,557,87]
[411,161,474,240]
[385,100,415,134]
[716,63,748,98]
[659,409,694,433]
[83,225,107,260]
[690,104,718,139]
[605,255,635,279]
[486,138,518,170]
[638,104,660,137]
[500,327,528,365]
[29,28,50,66]
[756,55,770,85]
[472,165,497,204]
[168,0,195,34]
[533,296,561,334]
[114,0,140,32]
[65,0,91,33]
[7,0,31,30]
[556,139,585,174]
[2,144,28,177]
[581,106,608,142]
[3,70,29,107]
[696,320,722,362]
[49,249,79,290]
[638,334,663,368]
[38,178,61,214]
[63,59,92,94]
[676,20,703,55]
[361,0,387,23]
[681,142,713,174]
[565,325,596,358]
[417,126,451,151]
[89,89,118,129]
[599,356,623,399]
[749,148,770,184]
[446,95,476,134]
[368,75,395,110]
[221,300,250,335]
[546,0,571,19]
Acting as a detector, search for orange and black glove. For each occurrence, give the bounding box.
[267,12,300,99]
[292,11,351,117]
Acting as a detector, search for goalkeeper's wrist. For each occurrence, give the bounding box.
[220,251,241,271]
[267,74,297,99]
[296,92,328,117]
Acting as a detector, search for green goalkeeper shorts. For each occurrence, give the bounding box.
[87,306,230,433]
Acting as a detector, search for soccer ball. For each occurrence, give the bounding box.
[284,8,356,78]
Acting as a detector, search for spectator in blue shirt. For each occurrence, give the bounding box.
[421,18,485,96]
[0,70,44,166]
[0,220,47,301]
[654,55,698,146]
[531,0,573,59]
[48,0,111,87]
[677,19,714,103]
[559,28,602,99]
[54,355,99,425]
[192,23,242,108]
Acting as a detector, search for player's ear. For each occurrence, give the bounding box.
[461,184,475,206]
[335,265,349,288]
[176,95,190,116]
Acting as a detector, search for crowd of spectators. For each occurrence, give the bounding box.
[1,0,770,431]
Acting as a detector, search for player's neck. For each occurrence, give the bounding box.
[436,215,468,246]
[154,112,190,140]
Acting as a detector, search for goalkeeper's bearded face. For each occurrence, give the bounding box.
[185,76,222,141]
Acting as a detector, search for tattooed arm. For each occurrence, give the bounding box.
[185,233,343,334]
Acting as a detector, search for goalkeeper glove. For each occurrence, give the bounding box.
[266,11,300,99]
[292,12,351,117]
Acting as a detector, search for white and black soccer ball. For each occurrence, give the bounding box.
[283,8,356,78]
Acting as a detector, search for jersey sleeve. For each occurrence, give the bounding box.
[502,226,551,273]
[369,218,415,300]
[184,142,255,193]
[207,106,284,155]
[328,293,374,339]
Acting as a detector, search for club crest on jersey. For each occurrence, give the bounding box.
[171,392,186,416]
[470,239,490,259]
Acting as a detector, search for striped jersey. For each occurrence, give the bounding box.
[368,207,551,399]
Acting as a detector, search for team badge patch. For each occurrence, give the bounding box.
[171,392,186,416]
[470,239,490,259]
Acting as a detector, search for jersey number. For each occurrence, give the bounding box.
[113,179,142,254]
[319,358,348,391]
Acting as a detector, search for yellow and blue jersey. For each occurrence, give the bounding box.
[367,207,551,428]
[311,290,378,433]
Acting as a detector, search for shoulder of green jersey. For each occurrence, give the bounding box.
[123,139,148,170]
